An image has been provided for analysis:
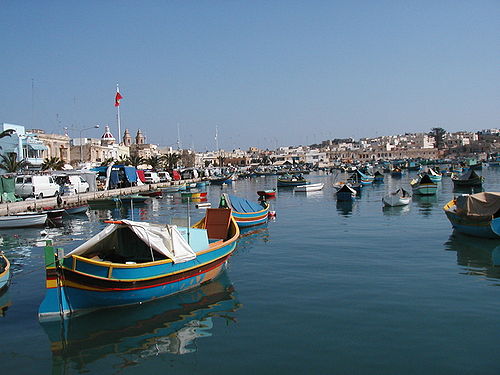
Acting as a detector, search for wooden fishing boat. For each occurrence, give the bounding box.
[0,212,47,228]
[335,184,357,201]
[220,193,270,228]
[373,171,384,183]
[209,174,234,185]
[38,208,240,320]
[348,170,374,185]
[257,189,276,199]
[181,191,208,199]
[161,184,186,193]
[451,169,484,188]
[390,168,403,178]
[426,167,442,183]
[0,252,10,292]
[443,192,500,239]
[277,174,307,187]
[119,194,150,204]
[294,182,324,192]
[87,196,122,208]
[382,188,411,207]
[410,174,438,196]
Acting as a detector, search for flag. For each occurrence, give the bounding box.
[115,90,123,107]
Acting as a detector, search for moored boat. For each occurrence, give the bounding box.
[220,193,270,228]
[0,252,10,292]
[65,204,89,215]
[294,182,324,192]
[0,212,47,228]
[410,174,438,196]
[38,208,240,320]
[257,189,276,199]
[382,188,411,207]
[181,191,208,199]
[335,184,357,201]
[443,192,500,239]
[139,190,163,197]
[451,169,484,188]
[209,174,234,185]
[277,174,307,187]
[373,171,384,183]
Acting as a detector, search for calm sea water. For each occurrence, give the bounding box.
[1,168,499,374]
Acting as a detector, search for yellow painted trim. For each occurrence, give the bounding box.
[0,254,10,279]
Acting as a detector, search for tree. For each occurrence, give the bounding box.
[127,155,145,168]
[430,127,446,150]
[116,155,130,165]
[41,157,65,171]
[164,153,181,169]
[100,158,115,167]
[0,152,29,173]
[145,155,164,171]
[0,129,16,139]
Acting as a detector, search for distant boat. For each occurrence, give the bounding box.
[181,191,208,199]
[65,204,89,215]
[407,161,421,171]
[294,182,324,192]
[451,169,484,188]
[425,167,442,183]
[335,184,357,201]
[277,174,307,187]
[139,190,163,197]
[209,174,234,185]
[391,168,403,178]
[257,189,276,199]
[348,170,374,185]
[161,184,186,193]
[443,192,500,239]
[410,174,438,196]
[0,252,10,292]
[373,171,384,183]
[119,194,150,204]
[220,193,270,228]
[0,212,47,228]
[38,208,240,319]
[87,196,122,208]
[382,188,411,207]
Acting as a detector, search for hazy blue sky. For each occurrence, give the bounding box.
[0,1,498,151]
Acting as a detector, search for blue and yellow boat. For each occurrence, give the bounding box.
[220,193,270,228]
[277,174,307,187]
[38,208,239,320]
[0,252,10,293]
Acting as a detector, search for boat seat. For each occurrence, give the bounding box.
[204,208,231,240]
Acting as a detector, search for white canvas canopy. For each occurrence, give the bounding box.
[66,220,197,263]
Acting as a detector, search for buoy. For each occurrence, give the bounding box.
[268,210,276,217]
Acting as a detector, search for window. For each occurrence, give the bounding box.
[24,177,32,184]
[15,177,23,184]
[48,177,54,183]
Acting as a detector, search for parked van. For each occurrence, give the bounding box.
[15,175,60,199]
[143,171,160,184]
[157,171,172,182]
[54,175,90,195]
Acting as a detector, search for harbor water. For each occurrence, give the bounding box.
[0,169,499,374]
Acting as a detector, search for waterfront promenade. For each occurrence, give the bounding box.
[0,179,199,216]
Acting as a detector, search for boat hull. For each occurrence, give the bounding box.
[231,203,270,228]
[65,205,89,214]
[0,213,47,228]
[443,200,500,239]
[0,254,10,292]
[294,183,324,192]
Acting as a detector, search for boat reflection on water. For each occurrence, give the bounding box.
[444,233,500,280]
[0,290,11,317]
[336,200,354,217]
[237,225,271,253]
[413,194,439,216]
[382,204,410,216]
[41,272,240,373]
[452,185,484,195]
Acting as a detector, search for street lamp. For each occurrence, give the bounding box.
[80,125,100,163]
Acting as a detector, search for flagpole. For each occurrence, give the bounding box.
[116,84,122,145]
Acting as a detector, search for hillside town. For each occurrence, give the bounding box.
[0,122,498,173]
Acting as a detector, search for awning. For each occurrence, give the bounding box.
[27,143,47,151]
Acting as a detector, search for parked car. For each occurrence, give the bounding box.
[15,175,60,199]
[143,171,160,184]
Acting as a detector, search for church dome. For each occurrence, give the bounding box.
[101,125,115,141]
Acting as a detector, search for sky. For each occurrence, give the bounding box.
[0,1,498,151]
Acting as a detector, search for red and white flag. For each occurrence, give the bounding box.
[115,89,123,107]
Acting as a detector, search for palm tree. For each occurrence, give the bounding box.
[0,152,29,173]
[430,127,447,150]
[116,155,130,165]
[164,153,181,169]
[127,155,145,168]
[145,155,164,171]
[0,129,16,139]
[100,157,115,167]
[41,157,65,171]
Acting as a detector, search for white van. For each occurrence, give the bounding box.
[15,175,60,199]
[157,171,172,182]
[144,171,161,184]
[67,175,90,194]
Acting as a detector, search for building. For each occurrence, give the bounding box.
[0,123,47,169]
[28,129,70,163]
[70,126,129,165]
[126,129,159,159]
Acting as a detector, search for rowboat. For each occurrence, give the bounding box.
[257,189,276,199]
[0,252,10,292]
[382,188,411,207]
[38,208,239,320]
[443,192,500,239]
[426,168,442,183]
[161,184,186,193]
[373,171,384,183]
[410,174,438,195]
[335,184,357,201]
[451,169,484,188]
[119,194,150,204]
[209,174,234,185]
[87,196,121,208]
[277,175,307,187]
[348,170,374,185]
[0,212,47,228]
[65,204,89,215]
[181,191,208,199]
[220,193,270,228]
[391,168,403,178]
[294,183,324,192]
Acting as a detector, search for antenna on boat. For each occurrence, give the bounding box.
[187,196,191,245]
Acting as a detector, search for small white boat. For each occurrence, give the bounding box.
[0,212,47,228]
[382,188,412,207]
[294,183,324,192]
